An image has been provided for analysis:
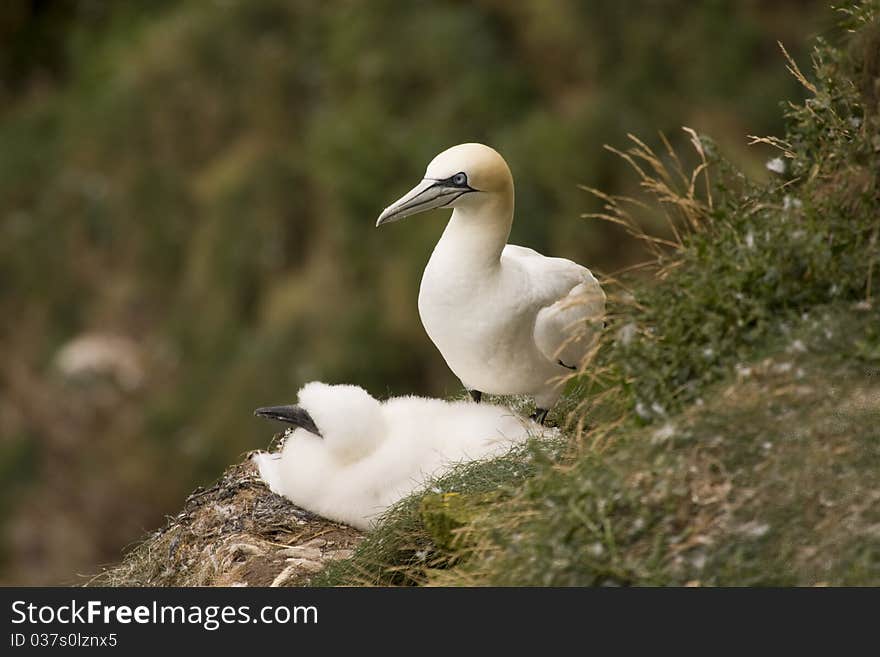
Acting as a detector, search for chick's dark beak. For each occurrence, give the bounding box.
[254,405,322,437]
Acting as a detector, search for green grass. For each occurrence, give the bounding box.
[456,303,880,586]
[311,435,569,586]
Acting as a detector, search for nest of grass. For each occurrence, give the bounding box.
[89,454,363,587]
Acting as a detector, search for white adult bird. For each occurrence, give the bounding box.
[252,382,548,530]
[376,143,605,423]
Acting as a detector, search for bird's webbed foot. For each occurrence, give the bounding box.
[530,408,549,425]
[468,389,483,403]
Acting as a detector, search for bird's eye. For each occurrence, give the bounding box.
[452,173,467,186]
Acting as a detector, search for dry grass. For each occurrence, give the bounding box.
[88,456,363,587]
[580,127,713,264]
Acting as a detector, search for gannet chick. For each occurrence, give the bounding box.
[376,143,606,423]
[252,382,548,530]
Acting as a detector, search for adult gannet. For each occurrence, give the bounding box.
[252,382,548,530]
[376,143,605,423]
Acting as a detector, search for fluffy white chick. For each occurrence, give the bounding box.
[252,382,548,530]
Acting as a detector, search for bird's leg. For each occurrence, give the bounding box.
[468,389,483,403]
[530,408,549,425]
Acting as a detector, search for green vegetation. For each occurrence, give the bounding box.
[607,21,880,419]
[311,436,568,586]
[314,3,880,586]
[454,305,880,586]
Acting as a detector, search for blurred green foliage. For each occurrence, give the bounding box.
[0,0,830,583]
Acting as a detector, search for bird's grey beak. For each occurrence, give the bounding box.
[254,405,322,437]
[376,178,461,227]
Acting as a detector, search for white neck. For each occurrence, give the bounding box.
[434,193,513,271]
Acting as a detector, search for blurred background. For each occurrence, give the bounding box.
[0,0,832,585]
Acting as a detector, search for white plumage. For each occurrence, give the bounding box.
[252,382,549,530]
[377,143,605,419]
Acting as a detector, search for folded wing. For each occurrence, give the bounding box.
[503,246,605,370]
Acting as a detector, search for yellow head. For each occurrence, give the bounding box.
[376,143,513,226]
